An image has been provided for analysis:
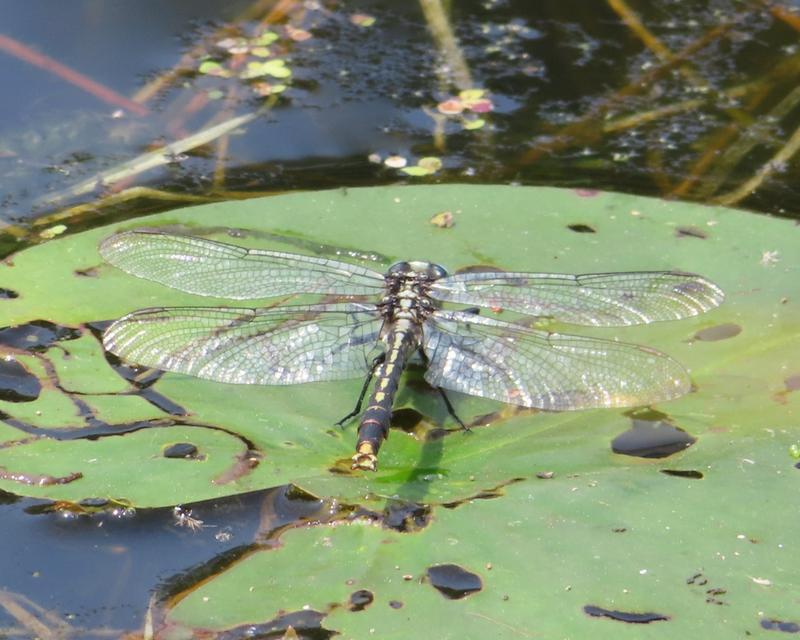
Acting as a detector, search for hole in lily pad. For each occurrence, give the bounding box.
[0,358,41,402]
[761,619,800,633]
[383,500,431,532]
[163,442,200,459]
[0,288,19,299]
[584,605,669,623]
[426,564,482,599]
[0,320,81,351]
[348,589,374,612]
[613,410,695,458]
[389,600,403,609]
[223,610,334,640]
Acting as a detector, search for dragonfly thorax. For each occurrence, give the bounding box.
[379,261,444,325]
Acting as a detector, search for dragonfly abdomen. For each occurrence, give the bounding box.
[352,321,419,471]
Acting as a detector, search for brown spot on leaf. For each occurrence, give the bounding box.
[691,323,741,342]
[660,469,704,479]
[675,226,708,239]
[0,466,82,486]
[584,605,669,623]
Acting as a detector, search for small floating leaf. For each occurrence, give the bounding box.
[240,59,292,79]
[462,117,486,130]
[458,89,486,102]
[252,31,279,46]
[383,155,407,169]
[250,46,271,58]
[400,166,431,176]
[417,157,442,172]
[216,37,249,54]
[39,224,67,239]
[466,98,493,113]
[437,99,464,115]
[350,13,376,27]
[252,82,287,96]
[198,60,230,77]
[286,25,312,42]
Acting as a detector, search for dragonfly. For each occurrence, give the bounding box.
[100,229,724,471]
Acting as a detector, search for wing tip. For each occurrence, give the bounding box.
[670,273,726,313]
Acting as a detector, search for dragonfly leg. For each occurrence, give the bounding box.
[335,353,386,427]
[417,347,469,431]
[437,387,469,432]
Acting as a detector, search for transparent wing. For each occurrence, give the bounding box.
[103,302,385,385]
[422,310,690,410]
[430,270,724,326]
[100,230,387,300]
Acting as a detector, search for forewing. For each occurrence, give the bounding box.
[422,310,690,410]
[430,271,724,326]
[103,302,385,385]
[100,230,387,299]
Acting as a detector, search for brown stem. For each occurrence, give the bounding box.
[0,33,148,116]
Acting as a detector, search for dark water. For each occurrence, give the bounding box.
[1,0,799,635]
[2,0,799,232]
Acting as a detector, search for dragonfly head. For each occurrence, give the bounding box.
[387,261,448,281]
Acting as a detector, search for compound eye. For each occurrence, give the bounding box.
[386,262,411,275]
[387,261,411,276]
[428,263,448,280]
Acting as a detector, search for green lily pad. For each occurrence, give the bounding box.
[163,433,797,636]
[0,186,797,515]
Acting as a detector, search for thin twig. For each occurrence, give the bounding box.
[418,0,473,90]
[694,84,800,198]
[520,20,735,165]
[607,0,707,87]
[670,50,800,196]
[36,110,260,207]
[712,117,800,205]
[0,33,148,116]
[258,0,303,27]
[765,2,800,31]
[0,589,73,639]
[602,83,752,133]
